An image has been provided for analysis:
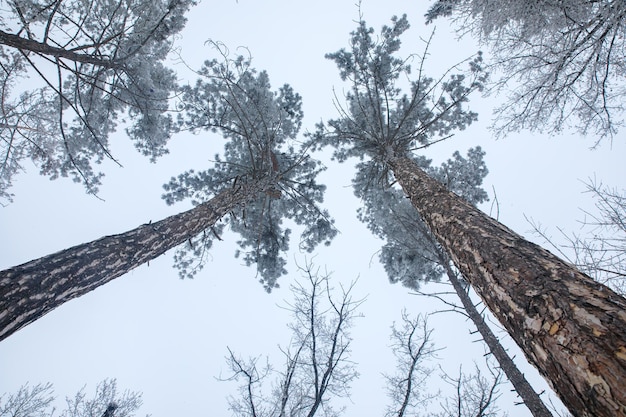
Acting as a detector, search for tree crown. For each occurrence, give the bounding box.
[312,15,489,290]
[163,51,337,290]
[311,14,485,166]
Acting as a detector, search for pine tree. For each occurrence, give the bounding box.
[0,53,336,341]
[315,15,626,417]
[355,149,553,417]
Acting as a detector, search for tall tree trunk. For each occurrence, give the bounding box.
[440,257,554,417]
[388,156,626,417]
[0,177,271,341]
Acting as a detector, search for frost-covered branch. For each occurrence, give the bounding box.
[0,379,145,417]
[0,0,195,202]
[435,361,505,417]
[426,0,626,142]
[384,311,439,417]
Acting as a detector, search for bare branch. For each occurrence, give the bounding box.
[384,311,440,417]
[222,259,362,417]
[436,361,505,417]
[526,179,626,294]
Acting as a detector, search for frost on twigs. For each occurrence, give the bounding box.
[426,0,626,142]
[0,379,144,417]
[0,0,196,203]
[354,147,489,291]
[311,13,487,289]
[309,13,485,163]
[383,311,439,416]
[163,45,337,290]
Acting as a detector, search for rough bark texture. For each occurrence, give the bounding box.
[0,178,270,341]
[389,156,626,417]
[441,259,554,417]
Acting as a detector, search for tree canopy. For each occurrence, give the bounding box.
[426,0,626,142]
[0,0,195,202]
[312,13,485,161]
[311,13,486,288]
[163,49,336,290]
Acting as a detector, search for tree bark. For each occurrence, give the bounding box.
[0,177,271,341]
[441,258,554,417]
[389,155,626,417]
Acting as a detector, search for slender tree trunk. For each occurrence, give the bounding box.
[440,257,554,417]
[388,155,626,417]
[0,177,271,341]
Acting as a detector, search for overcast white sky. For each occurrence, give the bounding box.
[1,1,625,416]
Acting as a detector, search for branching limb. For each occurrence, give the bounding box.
[222,259,362,417]
[384,311,441,417]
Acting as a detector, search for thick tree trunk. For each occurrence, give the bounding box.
[0,177,270,341]
[389,155,626,417]
[441,259,554,417]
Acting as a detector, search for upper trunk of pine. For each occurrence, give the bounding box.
[389,156,626,417]
[0,177,271,341]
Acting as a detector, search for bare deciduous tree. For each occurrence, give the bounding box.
[221,260,362,417]
[434,362,505,417]
[222,262,509,417]
[384,311,439,417]
[528,179,626,295]
[383,311,507,417]
[0,382,54,417]
[425,0,626,142]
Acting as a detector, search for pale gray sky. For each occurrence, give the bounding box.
[1,1,625,416]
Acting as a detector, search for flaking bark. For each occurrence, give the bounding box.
[0,177,271,341]
[389,155,626,417]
